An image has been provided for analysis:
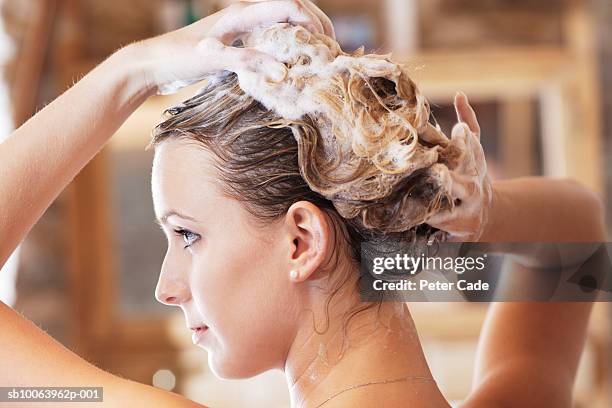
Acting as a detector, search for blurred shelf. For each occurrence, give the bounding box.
[394,46,570,100]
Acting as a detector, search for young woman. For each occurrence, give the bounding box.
[0,1,605,407]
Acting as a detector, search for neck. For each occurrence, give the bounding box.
[284,292,441,407]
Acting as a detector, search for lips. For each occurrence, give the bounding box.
[190,325,209,345]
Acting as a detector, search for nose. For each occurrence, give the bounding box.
[155,273,191,305]
[155,254,191,306]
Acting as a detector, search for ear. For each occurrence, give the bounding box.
[284,201,331,282]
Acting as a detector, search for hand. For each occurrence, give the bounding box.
[131,0,335,95]
[426,92,493,242]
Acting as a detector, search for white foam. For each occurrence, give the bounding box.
[232,24,462,232]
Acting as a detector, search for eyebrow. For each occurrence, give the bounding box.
[156,210,200,225]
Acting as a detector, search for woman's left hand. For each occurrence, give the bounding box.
[133,0,335,95]
[426,92,494,242]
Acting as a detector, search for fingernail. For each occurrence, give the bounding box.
[459,91,469,103]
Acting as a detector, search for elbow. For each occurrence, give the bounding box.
[563,178,606,241]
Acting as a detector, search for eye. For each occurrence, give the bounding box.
[173,228,201,249]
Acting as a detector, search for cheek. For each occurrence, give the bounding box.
[190,229,297,376]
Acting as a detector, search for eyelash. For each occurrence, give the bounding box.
[173,228,201,249]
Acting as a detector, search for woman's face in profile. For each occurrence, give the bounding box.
[151,138,300,378]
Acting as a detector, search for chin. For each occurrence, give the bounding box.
[207,351,267,380]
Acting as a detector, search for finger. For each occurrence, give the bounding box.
[450,122,471,148]
[425,204,456,229]
[244,0,333,38]
[211,0,325,44]
[454,91,480,138]
[198,37,287,81]
[286,0,325,35]
[300,0,335,38]
[453,119,487,175]
[426,210,453,226]
[467,132,487,173]
[452,121,481,164]
[449,175,470,200]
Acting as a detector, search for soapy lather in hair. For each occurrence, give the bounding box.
[232,24,490,238]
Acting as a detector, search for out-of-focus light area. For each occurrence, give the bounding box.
[152,369,177,391]
[0,1,610,407]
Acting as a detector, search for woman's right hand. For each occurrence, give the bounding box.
[426,92,493,242]
[130,0,335,95]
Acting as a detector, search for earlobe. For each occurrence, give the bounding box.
[285,201,331,280]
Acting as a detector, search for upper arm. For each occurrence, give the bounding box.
[462,262,593,408]
[0,301,207,407]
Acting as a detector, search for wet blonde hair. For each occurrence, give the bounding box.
[234,24,462,234]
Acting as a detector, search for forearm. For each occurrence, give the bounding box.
[0,46,153,266]
[480,176,606,243]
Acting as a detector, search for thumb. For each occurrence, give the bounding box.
[454,92,480,138]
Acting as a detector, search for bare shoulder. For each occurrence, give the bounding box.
[102,376,208,407]
[0,301,208,407]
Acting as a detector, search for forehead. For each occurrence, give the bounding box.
[151,139,222,217]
